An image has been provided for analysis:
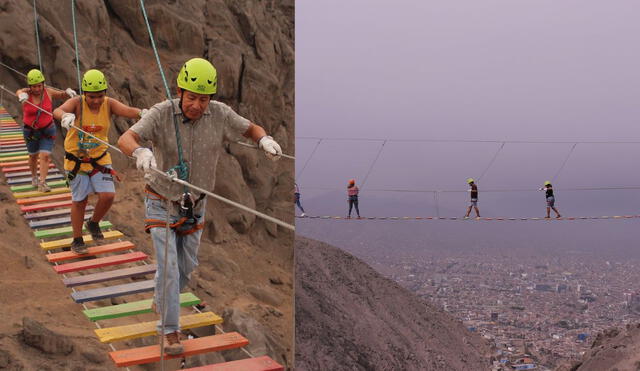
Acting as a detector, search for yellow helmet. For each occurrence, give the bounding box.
[467,178,475,184]
[27,69,45,85]
[82,69,108,92]
[176,58,217,95]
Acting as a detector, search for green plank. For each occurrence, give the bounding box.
[0,151,28,158]
[83,292,201,321]
[34,221,112,239]
[11,180,67,192]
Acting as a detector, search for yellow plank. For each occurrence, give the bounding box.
[0,155,29,162]
[13,187,70,199]
[95,312,223,343]
[40,230,124,250]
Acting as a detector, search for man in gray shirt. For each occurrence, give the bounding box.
[117,57,282,355]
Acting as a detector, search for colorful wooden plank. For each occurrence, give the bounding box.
[40,230,124,250]
[71,279,155,303]
[0,152,26,159]
[0,145,27,152]
[17,193,71,206]
[5,169,59,178]
[63,264,156,287]
[0,155,29,162]
[34,220,112,239]
[109,333,249,367]
[46,240,134,262]
[0,160,30,168]
[3,163,55,173]
[181,356,284,371]
[53,251,148,274]
[21,200,73,213]
[25,206,93,221]
[29,213,92,229]
[8,174,64,185]
[83,293,200,321]
[13,187,70,199]
[95,312,222,343]
[11,179,67,192]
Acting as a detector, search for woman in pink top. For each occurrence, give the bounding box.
[347,179,360,218]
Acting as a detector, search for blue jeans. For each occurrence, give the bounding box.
[145,195,205,334]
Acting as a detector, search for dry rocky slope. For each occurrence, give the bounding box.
[295,236,492,371]
[0,0,293,370]
[555,324,640,371]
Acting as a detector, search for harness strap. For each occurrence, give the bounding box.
[24,121,55,142]
[64,150,112,181]
[144,217,204,236]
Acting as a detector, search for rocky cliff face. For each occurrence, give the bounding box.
[0,0,293,369]
[295,236,492,371]
[555,324,640,371]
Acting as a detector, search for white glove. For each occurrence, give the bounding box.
[132,147,157,171]
[65,88,77,98]
[258,135,282,161]
[18,92,29,103]
[139,109,149,118]
[61,113,76,130]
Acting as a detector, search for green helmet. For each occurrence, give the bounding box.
[82,69,108,92]
[467,178,475,184]
[544,181,551,186]
[176,58,217,95]
[27,69,45,85]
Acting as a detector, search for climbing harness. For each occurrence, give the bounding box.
[143,185,206,236]
[64,150,116,181]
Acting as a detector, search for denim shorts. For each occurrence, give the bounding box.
[470,198,478,207]
[69,165,115,201]
[546,196,555,207]
[23,124,56,154]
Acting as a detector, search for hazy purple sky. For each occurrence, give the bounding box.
[296,1,640,217]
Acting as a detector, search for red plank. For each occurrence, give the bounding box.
[53,251,148,274]
[0,161,30,168]
[182,356,284,371]
[46,241,135,263]
[16,193,71,206]
[21,200,73,213]
[3,163,55,173]
[109,333,249,367]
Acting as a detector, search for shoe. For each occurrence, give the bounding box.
[31,177,38,187]
[161,332,184,355]
[70,238,88,255]
[300,213,306,217]
[556,215,562,219]
[38,182,51,193]
[85,220,104,240]
[544,216,550,219]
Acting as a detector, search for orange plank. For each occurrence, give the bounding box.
[53,251,148,274]
[182,356,284,371]
[21,200,73,213]
[46,241,135,263]
[17,193,71,205]
[109,333,249,367]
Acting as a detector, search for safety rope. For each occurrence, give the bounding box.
[360,140,386,189]
[477,141,505,183]
[552,143,578,183]
[300,184,640,193]
[138,0,188,187]
[296,138,321,180]
[0,62,64,92]
[297,136,640,145]
[33,0,43,74]
[296,214,640,221]
[70,0,82,93]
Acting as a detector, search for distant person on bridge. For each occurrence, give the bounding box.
[347,179,361,218]
[16,69,77,193]
[53,69,145,255]
[464,178,480,218]
[117,57,282,355]
[539,181,562,218]
[295,182,306,217]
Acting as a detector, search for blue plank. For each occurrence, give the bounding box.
[29,214,93,229]
[24,206,94,221]
[8,174,64,185]
[63,264,157,287]
[71,280,155,303]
